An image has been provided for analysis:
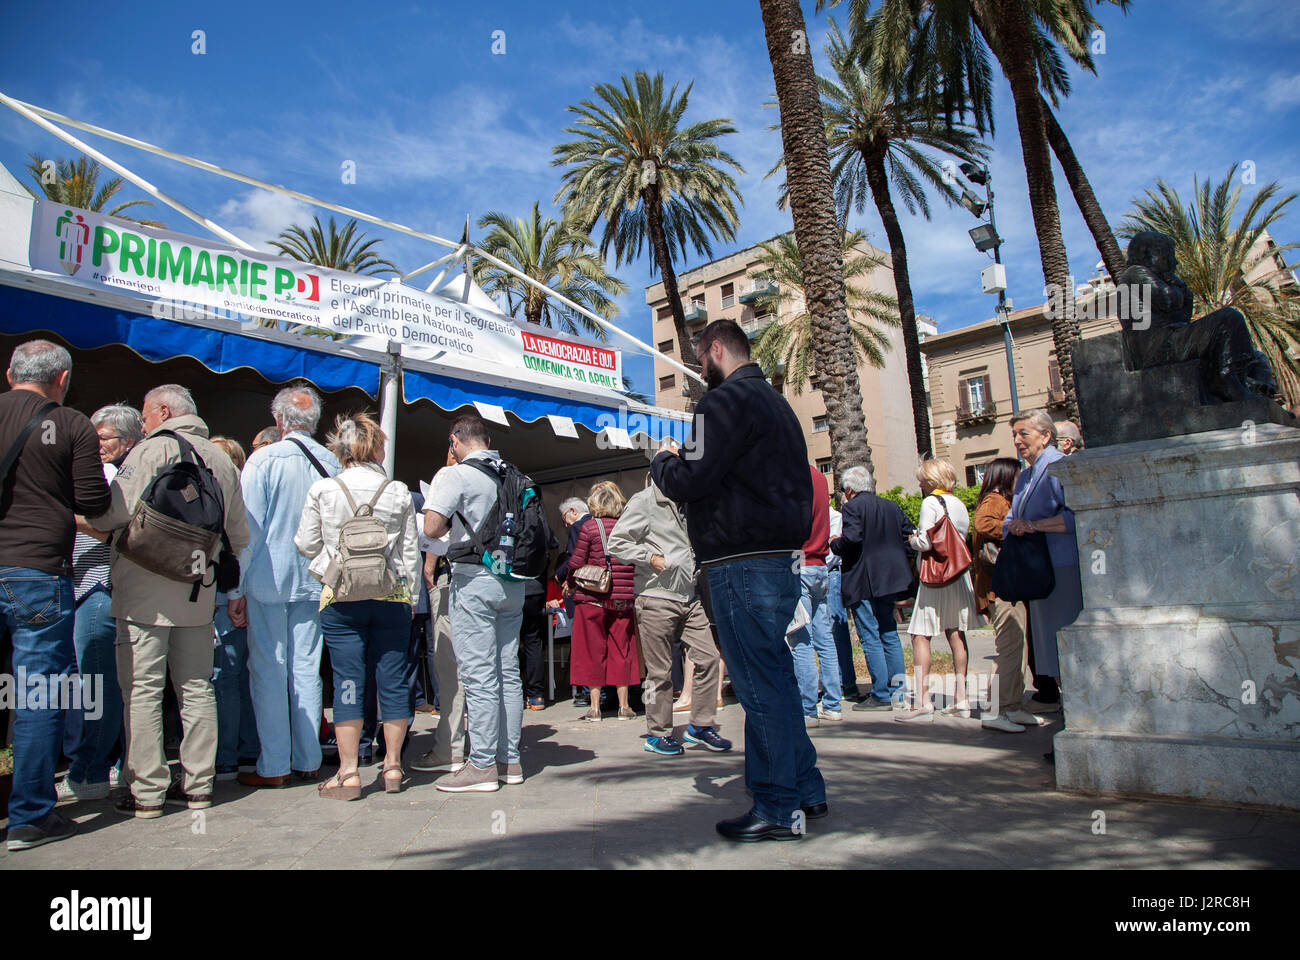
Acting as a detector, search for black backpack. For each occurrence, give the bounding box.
[447,457,551,581]
[115,430,237,600]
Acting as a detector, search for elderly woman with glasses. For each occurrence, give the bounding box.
[1004,409,1083,720]
[59,404,145,802]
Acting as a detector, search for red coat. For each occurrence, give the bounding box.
[566,516,637,606]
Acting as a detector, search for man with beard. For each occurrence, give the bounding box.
[650,319,822,842]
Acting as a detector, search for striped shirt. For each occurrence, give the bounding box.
[72,462,117,602]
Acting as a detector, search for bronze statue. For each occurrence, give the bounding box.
[1118,231,1276,403]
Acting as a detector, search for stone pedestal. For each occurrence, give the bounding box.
[1051,422,1300,809]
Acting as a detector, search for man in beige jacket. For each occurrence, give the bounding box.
[607,476,730,757]
[90,384,249,817]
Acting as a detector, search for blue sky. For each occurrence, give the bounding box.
[2,0,1298,397]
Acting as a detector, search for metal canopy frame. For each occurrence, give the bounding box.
[0,91,703,476]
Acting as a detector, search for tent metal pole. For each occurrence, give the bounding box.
[380,340,401,478]
[0,93,255,250]
[402,245,466,283]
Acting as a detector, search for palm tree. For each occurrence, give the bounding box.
[767,17,987,456]
[1122,165,1300,406]
[759,0,877,483]
[749,229,900,395]
[25,154,164,227]
[844,0,1131,422]
[471,202,627,340]
[268,216,398,276]
[552,71,744,403]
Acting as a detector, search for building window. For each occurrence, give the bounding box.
[659,374,675,391]
[816,458,834,476]
[1047,358,1065,406]
[658,339,673,355]
[808,374,822,392]
[657,306,672,321]
[957,374,995,423]
[721,282,735,308]
[965,463,988,488]
[812,415,829,434]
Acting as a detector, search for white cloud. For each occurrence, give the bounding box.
[1262,72,1300,111]
[215,189,316,253]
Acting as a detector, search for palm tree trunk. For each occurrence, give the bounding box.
[760,0,874,486]
[643,180,704,405]
[1041,94,1125,281]
[861,144,932,457]
[991,0,1081,422]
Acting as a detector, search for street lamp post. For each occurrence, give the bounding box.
[960,163,1020,415]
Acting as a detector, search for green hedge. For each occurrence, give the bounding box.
[878,485,980,529]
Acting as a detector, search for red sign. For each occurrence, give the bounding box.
[519,330,618,372]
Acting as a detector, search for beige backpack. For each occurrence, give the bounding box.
[322,477,395,602]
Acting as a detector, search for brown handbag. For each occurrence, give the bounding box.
[572,517,613,594]
[918,495,973,586]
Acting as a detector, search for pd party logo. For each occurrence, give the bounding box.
[284,273,320,302]
[56,209,90,276]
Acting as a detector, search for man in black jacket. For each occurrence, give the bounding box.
[651,319,823,842]
[831,465,915,710]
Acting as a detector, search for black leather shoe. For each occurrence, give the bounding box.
[716,811,802,842]
[802,802,829,820]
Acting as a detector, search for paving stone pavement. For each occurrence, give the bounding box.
[5,680,1300,869]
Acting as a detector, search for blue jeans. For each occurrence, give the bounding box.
[707,557,825,827]
[64,588,122,784]
[0,567,75,829]
[851,596,907,700]
[789,565,842,715]
[827,567,857,693]
[213,602,260,768]
[321,600,412,725]
[246,597,323,777]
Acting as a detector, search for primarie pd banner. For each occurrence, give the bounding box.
[28,200,621,386]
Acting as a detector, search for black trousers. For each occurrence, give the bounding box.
[519,592,546,699]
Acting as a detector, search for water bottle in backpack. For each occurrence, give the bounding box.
[498,512,517,570]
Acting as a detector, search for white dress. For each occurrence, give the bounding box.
[906,493,983,636]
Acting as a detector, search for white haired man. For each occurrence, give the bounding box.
[236,383,340,787]
[90,384,249,817]
[1055,421,1084,455]
[1,341,111,850]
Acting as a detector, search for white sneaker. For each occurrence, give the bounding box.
[804,715,820,728]
[894,708,935,723]
[981,714,1026,733]
[1006,708,1049,727]
[817,705,843,722]
[56,777,110,802]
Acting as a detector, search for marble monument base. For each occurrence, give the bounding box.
[1050,423,1300,810]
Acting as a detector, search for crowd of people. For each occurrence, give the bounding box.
[1,320,1086,850]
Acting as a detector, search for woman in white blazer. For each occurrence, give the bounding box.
[295,413,420,799]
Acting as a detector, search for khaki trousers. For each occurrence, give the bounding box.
[116,619,218,803]
[635,595,720,738]
[430,573,468,763]
[987,597,1028,714]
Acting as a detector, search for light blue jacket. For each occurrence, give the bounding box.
[238,432,339,604]
[1004,444,1079,569]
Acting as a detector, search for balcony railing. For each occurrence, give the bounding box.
[738,280,777,304]
[740,315,774,339]
[956,400,998,425]
[683,303,707,325]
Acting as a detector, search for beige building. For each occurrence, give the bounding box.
[645,237,935,493]
[920,273,1121,486]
